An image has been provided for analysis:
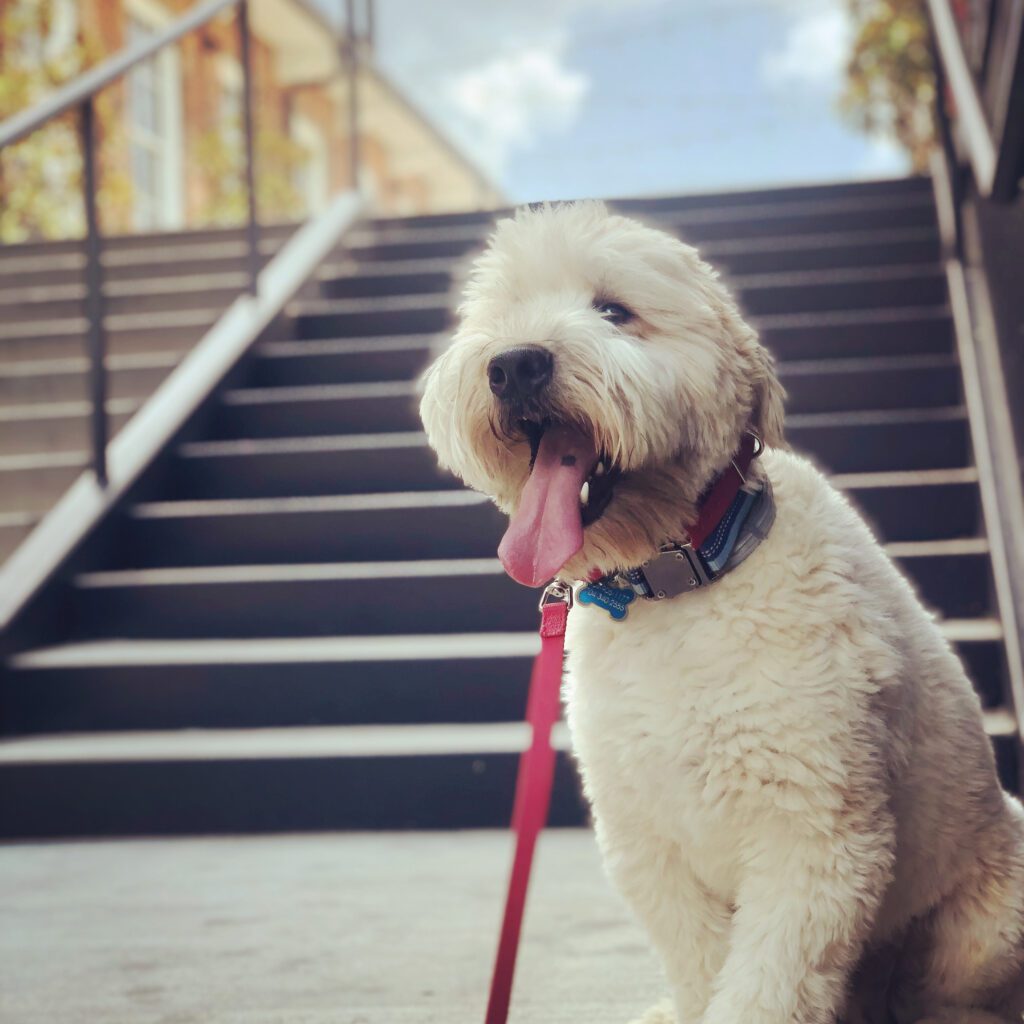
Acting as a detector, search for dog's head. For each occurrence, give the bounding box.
[419,200,785,586]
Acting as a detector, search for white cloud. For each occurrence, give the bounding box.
[761,5,852,90]
[370,0,668,187]
[443,39,589,179]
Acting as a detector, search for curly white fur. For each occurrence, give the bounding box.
[419,202,1024,1023]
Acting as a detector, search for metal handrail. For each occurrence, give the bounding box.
[926,0,1024,200]
[344,0,362,189]
[0,0,254,487]
[0,0,367,488]
[926,0,998,194]
[0,0,237,151]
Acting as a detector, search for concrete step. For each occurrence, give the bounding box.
[246,314,956,395]
[248,334,439,387]
[342,223,940,270]
[0,451,85,514]
[67,558,533,639]
[680,226,939,275]
[755,306,954,360]
[289,301,955,360]
[730,265,946,316]
[219,356,961,442]
[170,412,972,504]
[292,296,454,339]
[323,225,942,289]
[320,265,453,300]
[0,399,136,455]
[785,406,970,473]
[4,633,538,733]
[352,177,929,233]
[213,381,422,438]
[0,351,178,406]
[349,190,937,251]
[110,501,993,620]
[0,722,585,837]
[0,221,297,262]
[0,241,277,290]
[1,615,1006,735]
[778,354,960,413]
[212,399,966,477]
[118,472,985,575]
[171,432,456,499]
[0,273,247,323]
[120,490,503,565]
[66,538,992,641]
[0,309,216,363]
[606,174,932,210]
[0,709,1016,839]
[831,467,982,541]
[310,262,947,315]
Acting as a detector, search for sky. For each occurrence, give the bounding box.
[322,0,909,203]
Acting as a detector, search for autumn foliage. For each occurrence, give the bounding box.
[842,0,937,171]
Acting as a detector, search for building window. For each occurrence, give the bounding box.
[124,0,183,230]
[290,113,330,215]
[216,56,244,151]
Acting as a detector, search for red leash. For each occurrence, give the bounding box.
[482,433,760,1022]
[485,584,571,1024]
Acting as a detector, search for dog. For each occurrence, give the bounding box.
[418,201,1024,1023]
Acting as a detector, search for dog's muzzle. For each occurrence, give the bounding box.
[487,346,553,403]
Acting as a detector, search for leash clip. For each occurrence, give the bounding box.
[538,579,574,612]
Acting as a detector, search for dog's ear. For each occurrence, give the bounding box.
[751,345,787,449]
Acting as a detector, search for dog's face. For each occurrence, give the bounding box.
[419,201,785,586]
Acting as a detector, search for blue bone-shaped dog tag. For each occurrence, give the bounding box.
[577,581,637,620]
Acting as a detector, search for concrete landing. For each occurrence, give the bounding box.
[0,829,663,1023]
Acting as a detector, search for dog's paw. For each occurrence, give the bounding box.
[627,998,675,1024]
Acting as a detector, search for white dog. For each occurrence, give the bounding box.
[419,201,1024,1024]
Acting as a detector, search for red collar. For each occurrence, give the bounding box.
[584,431,762,584]
[687,431,762,548]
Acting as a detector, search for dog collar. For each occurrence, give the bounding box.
[576,433,775,619]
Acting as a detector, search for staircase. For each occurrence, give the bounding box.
[0,222,306,562]
[0,176,1018,838]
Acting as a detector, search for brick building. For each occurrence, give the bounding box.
[5,0,501,237]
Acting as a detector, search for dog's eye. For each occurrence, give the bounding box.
[594,300,635,326]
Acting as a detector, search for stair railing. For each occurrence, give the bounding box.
[926,0,1024,201]
[0,3,370,645]
[0,0,368,487]
[928,0,1024,757]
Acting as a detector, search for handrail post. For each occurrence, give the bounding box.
[932,49,965,262]
[80,97,108,486]
[344,0,360,190]
[238,0,259,295]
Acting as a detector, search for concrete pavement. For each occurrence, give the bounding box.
[0,829,664,1023]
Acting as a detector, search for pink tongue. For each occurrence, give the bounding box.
[498,425,596,587]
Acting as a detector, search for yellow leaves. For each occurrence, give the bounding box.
[840,0,936,171]
[192,123,311,227]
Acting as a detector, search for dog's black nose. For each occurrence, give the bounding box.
[487,346,553,401]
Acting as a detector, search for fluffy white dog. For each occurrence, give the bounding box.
[419,201,1024,1023]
